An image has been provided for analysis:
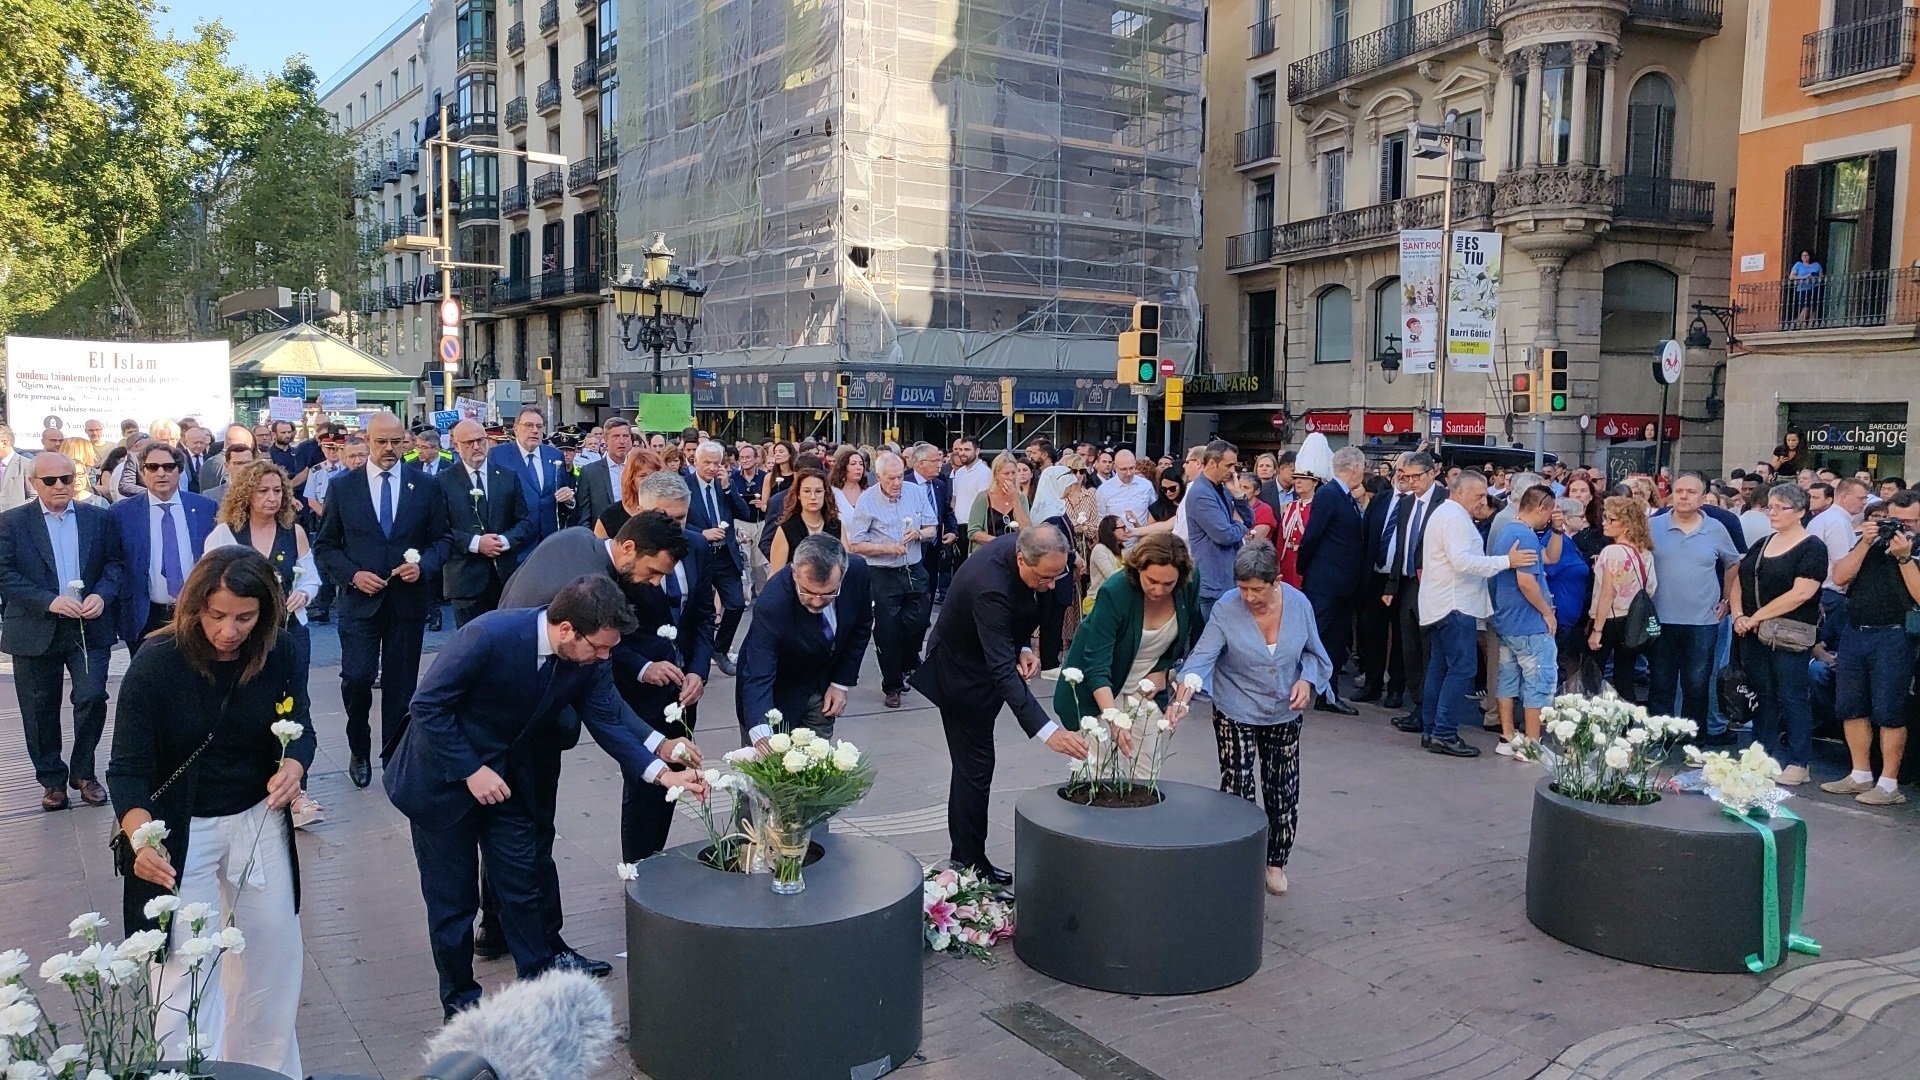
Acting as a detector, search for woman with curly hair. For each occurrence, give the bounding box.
[829,446,870,518]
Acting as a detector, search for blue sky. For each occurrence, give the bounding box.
[152,0,412,83]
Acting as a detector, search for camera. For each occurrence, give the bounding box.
[1873,517,1904,546]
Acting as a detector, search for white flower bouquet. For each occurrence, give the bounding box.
[1065,680,1173,806]
[922,865,1014,962]
[728,724,876,893]
[1511,691,1697,805]
[0,904,242,1077]
[1681,743,1789,818]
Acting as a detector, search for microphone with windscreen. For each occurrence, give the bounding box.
[414,969,617,1080]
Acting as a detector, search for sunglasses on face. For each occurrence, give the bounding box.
[36,475,73,488]
[141,461,180,473]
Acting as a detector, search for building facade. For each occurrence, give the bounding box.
[1199,0,1746,469]
[608,0,1205,449]
[1724,0,1918,479]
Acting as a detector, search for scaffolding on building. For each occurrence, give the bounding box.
[614,0,1204,375]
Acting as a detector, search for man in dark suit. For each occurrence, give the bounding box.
[735,534,873,747]
[1386,451,1448,734]
[0,453,125,811]
[1355,456,1408,707]
[108,442,218,655]
[387,576,704,1019]
[314,411,453,788]
[1297,445,1370,714]
[489,407,576,543]
[575,417,633,528]
[441,420,536,627]
[906,443,957,608]
[911,526,1088,885]
[686,440,750,675]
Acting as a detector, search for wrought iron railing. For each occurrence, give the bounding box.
[502,185,530,216]
[397,148,421,174]
[1234,124,1281,167]
[507,21,525,55]
[538,0,560,35]
[1249,16,1281,58]
[1226,229,1275,270]
[1610,176,1715,226]
[568,157,601,194]
[1801,8,1916,86]
[573,59,600,94]
[1626,0,1723,32]
[1735,268,1920,336]
[1288,0,1499,101]
[532,170,565,204]
[535,79,562,114]
[505,96,528,129]
[1272,181,1495,258]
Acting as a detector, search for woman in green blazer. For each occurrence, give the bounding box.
[1052,533,1200,776]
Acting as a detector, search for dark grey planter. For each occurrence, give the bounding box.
[1013,780,1268,994]
[147,1064,289,1079]
[625,831,924,1080]
[1525,778,1807,973]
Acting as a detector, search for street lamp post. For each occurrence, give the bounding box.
[610,232,709,395]
[1408,111,1482,451]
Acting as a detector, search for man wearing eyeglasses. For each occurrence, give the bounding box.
[107,443,218,656]
[0,453,126,811]
[735,533,873,749]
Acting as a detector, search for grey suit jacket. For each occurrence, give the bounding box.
[497,527,613,609]
[577,458,618,528]
[0,455,32,513]
[196,457,227,493]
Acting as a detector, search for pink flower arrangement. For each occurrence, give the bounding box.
[922,864,1015,961]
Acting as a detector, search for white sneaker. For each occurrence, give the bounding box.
[1494,738,1516,757]
[1777,765,1810,786]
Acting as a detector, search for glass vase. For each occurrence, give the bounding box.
[769,817,811,895]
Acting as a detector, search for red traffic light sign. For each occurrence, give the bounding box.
[1159,356,1175,377]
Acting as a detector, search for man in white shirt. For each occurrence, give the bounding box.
[1417,470,1537,757]
[1096,449,1155,545]
[1809,477,1868,619]
[1169,444,1206,543]
[946,436,991,554]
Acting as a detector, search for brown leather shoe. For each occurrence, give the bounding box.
[884,691,902,709]
[42,787,69,812]
[71,779,108,806]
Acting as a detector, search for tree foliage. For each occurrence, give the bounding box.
[0,0,361,341]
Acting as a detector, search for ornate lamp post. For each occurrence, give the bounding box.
[611,233,708,393]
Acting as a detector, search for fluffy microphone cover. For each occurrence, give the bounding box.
[423,969,617,1080]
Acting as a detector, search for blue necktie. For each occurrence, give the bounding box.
[379,471,395,536]
[664,566,683,621]
[821,609,835,645]
[159,503,186,600]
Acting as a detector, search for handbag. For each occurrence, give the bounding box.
[1616,547,1662,650]
[109,682,235,877]
[1740,543,1819,654]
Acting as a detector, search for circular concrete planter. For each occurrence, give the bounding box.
[1525,778,1807,973]
[145,1064,288,1080]
[1013,780,1268,994]
[625,831,924,1080]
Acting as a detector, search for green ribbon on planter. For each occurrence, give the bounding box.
[1722,804,1821,973]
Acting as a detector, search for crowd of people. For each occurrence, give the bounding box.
[2,406,1913,1075]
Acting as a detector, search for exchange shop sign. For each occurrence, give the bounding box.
[1801,421,1908,454]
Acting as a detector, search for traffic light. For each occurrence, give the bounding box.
[1511,370,1535,415]
[1118,301,1162,386]
[1545,348,1570,412]
[537,354,554,397]
[835,372,849,411]
[1165,376,1184,422]
[998,376,1015,418]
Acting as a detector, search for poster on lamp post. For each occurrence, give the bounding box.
[1446,231,1501,373]
[1397,230,1443,375]
[3,336,233,432]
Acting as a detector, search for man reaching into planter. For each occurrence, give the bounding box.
[913,524,1089,887]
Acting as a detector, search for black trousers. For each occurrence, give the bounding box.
[1306,590,1355,698]
[1391,578,1429,708]
[871,563,930,694]
[477,748,566,952]
[125,602,174,657]
[1355,573,1399,694]
[450,578,503,629]
[15,643,111,789]
[939,700,1000,870]
[711,562,747,654]
[338,605,427,761]
[619,708,692,863]
[410,769,555,1018]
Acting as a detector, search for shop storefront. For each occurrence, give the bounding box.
[1784,404,1909,479]
[1188,371,1284,452]
[1593,413,1683,444]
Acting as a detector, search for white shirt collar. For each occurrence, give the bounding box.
[536,613,557,661]
[150,493,180,509]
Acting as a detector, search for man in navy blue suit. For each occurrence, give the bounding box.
[314,411,453,788]
[488,407,577,544]
[386,575,704,1018]
[0,453,125,811]
[736,534,874,747]
[440,419,536,627]
[686,440,750,675]
[108,442,218,655]
[1297,445,1371,714]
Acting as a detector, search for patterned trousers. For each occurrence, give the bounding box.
[1213,712,1301,868]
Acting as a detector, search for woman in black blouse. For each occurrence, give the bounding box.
[1731,483,1827,785]
[108,545,314,1077]
[768,467,841,575]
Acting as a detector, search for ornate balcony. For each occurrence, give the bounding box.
[1285,182,1495,266]
[532,170,565,206]
[381,157,401,184]
[567,157,601,195]
[576,0,595,11]
[1233,124,1281,169]
[1289,0,1501,103]
[1735,269,1920,340]
[507,21,525,55]
[505,96,528,130]
[573,58,600,96]
[502,185,530,217]
[1610,175,1715,230]
[1801,8,1916,90]
[1625,0,1722,37]
[538,0,559,36]
[535,79,562,116]
[1493,165,1612,220]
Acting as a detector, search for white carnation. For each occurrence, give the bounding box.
[177,902,215,931]
[7,1061,49,1080]
[664,786,684,803]
[403,548,421,565]
[130,820,169,849]
[1137,678,1157,695]
[1181,672,1203,691]
[176,937,217,968]
[1625,727,1650,745]
[764,708,784,726]
[142,895,181,921]
[1061,667,1084,684]
[66,913,106,940]
[0,1001,41,1038]
[45,1047,85,1074]
[1109,713,1133,731]
[1156,717,1171,732]
[0,949,27,982]
[616,862,640,881]
[119,929,166,962]
[36,954,78,985]
[270,720,305,744]
[213,927,245,954]
[1603,745,1632,770]
[656,624,677,641]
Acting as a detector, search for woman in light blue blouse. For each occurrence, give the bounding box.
[1173,542,1332,897]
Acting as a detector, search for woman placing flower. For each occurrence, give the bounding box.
[106,546,313,1077]
[1174,542,1331,897]
[1052,533,1199,777]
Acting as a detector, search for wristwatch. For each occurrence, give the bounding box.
[1898,555,1915,566]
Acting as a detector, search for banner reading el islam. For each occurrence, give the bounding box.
[4,336,233,431]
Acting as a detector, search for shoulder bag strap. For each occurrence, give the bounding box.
[148,680,238,803]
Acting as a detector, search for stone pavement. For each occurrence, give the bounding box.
[1,619,1917,1080]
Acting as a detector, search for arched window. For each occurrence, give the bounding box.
[1315,286,1353,363]
[1626,74,1677,179]
[1373,278,1402,361]
[1600,262,1678,353]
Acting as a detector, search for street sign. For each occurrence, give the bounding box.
[277,375,307,401]
[1159,356,1175,378]
[440,336,463,364]
[1428,408,1445,440]
[430,409,460,433]
[439,298,461,330]
[1654,339,1684,385]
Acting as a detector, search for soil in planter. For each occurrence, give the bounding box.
[696,839,826,872]
[1059,783,1167,808]
[1549,783,1661,807]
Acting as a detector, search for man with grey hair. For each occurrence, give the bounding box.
[688,439,751,673]
[736,533,874,747]
[1298,445,1371,713]
[847,450,936,707]
[913,524,1088,886]
[905,442,957,608]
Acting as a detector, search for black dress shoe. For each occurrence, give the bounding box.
[1351,686,1382,704]
[548,949,612,978]
[348,755,372,789]
[1420,735,1432,750]
[426,609,444,633]
[1315,698,1359,717]
[1381,690,1404,711]
[473,930,508,960]
[979,863,1013,888]
[1427,736,1482,758]
[1390,714,1425,733]
[714,654,737,677]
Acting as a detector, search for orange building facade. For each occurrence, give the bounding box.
[1723,0,1919,477]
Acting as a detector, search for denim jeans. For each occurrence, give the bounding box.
[1648,622,1717,732]
[1743,638,1814,767]
[1420,611,1480,741]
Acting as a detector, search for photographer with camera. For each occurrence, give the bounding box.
[1819,489,1920,806]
